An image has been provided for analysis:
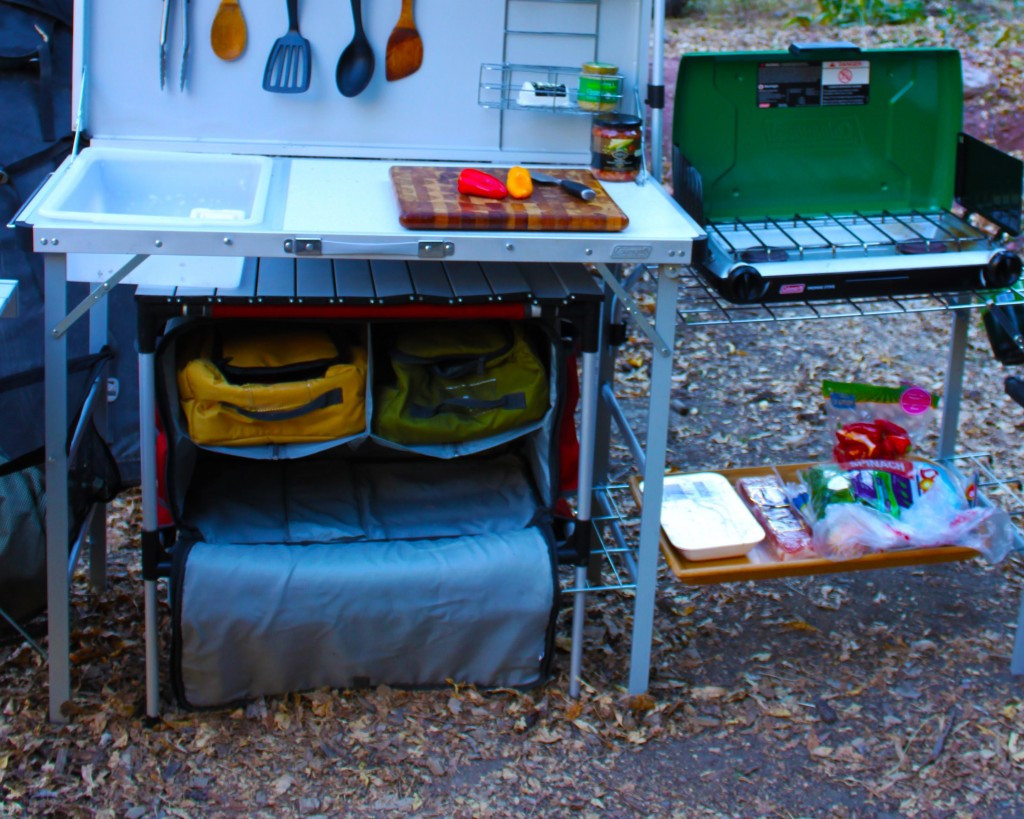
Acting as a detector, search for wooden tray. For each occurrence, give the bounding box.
[390,166,629,232]
[630,463,979,586]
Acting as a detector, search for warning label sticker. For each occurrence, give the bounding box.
[757,60,870,108]
[821,60,870,106]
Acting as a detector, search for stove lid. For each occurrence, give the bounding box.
[672,45,963,223]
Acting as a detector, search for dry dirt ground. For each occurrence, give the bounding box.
[4,8,1024,818]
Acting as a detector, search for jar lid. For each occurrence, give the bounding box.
[593,114,642,127]
[581,61,618,75]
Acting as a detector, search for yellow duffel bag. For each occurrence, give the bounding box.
[177,325,367,447]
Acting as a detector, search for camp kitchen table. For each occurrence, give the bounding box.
[11,0,707,721]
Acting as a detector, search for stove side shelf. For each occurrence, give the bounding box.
[580,262,1024,696]
[675,268,1024,328]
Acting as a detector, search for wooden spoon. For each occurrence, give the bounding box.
[385,0,423,82]
[211,0,247,62]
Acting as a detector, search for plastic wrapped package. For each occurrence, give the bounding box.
[822,381,938,464]
[736,475,817,562]
[795,459,1013,564]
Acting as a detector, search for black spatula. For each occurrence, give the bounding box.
[262,0,311,93]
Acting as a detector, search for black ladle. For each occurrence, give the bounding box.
[336,0,374,96]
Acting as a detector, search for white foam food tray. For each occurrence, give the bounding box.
[644,472,766,561]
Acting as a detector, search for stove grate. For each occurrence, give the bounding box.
[707,208,997,264]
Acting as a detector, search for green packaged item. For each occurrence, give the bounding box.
[802,461,917,520]
[800,459,958,521]
[375,322,549,445]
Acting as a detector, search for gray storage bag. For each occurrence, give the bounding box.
[172,528,557,707]
[168,442,560,708]
[162,318,563,708]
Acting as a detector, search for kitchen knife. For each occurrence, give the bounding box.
[530,171,596,202]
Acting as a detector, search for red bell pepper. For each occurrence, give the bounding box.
[834,422,880,461]
[833,418,913,463]
[458,168,508,199]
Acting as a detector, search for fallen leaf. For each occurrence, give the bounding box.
[782,620,820,632]
[690,686,728,702]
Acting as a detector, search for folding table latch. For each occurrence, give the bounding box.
[283,238,455,259]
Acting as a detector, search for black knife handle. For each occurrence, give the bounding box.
[558,179,596,201]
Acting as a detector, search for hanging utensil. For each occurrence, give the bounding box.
[159,0,171,89]
[211,0,247,61]
[335,0,374,97]
[158,0,192,91]
[179,0,192,90]
[384,0,422,82]
[263,0,311,93]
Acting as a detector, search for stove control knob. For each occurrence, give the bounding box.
[982,250,1023,290]
[727,265,768,304]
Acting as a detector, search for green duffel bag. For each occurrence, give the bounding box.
[375,322,549,445]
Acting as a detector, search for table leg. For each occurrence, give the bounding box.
[44,254,70,723]
[938,303,970,460]
[1012,595,1024,675]
[628,267,678,695]
[138,349,161,718]
[88,284,108,591]
[569,348,600,697]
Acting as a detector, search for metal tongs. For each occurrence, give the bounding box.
[160,0,191,91]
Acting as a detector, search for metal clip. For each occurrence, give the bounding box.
[417,242,455,259]
[284,238,322,256]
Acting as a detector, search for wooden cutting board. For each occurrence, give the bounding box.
[390,166,629,232]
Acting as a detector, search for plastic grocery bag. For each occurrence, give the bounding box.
[793,459,1013,564]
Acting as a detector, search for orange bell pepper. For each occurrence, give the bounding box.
[506,166,534,200]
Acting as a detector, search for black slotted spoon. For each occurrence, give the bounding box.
[262,0,311,93]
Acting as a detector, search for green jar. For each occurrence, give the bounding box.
[577,62,620,112]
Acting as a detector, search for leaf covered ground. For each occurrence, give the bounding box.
[4,6,1024,817]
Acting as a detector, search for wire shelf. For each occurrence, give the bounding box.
[676,268,1024,328]
[945,452,1024,540]
[478,63,625,115]
[563,483,640,594]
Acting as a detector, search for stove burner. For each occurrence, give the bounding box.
[896,240,951,255]
[739,247,790,263]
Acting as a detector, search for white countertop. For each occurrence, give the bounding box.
[17,151,705,267]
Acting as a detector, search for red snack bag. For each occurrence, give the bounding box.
[823,381,936,465]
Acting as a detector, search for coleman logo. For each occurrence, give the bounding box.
[611,245,653,260]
